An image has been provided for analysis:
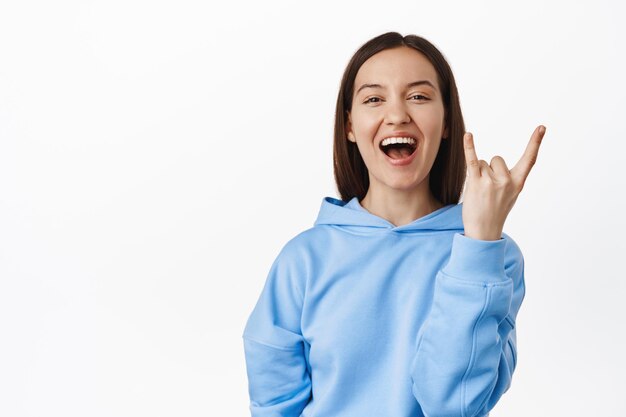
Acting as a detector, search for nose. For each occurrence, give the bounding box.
[384,98,411,125]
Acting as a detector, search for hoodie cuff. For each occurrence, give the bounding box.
[442,232,508,283]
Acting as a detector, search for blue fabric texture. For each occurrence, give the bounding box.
[242,196,525,417]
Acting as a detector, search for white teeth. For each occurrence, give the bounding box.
[381,137,416,147]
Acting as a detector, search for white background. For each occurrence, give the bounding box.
[1,0,625,416]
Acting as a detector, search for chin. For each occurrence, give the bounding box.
[385,180,424,192]
[386,173,425,187]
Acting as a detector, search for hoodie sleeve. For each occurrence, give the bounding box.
[242,245,312,416]
[410,232,525,417]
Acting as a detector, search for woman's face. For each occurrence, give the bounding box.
[346,46,448,195]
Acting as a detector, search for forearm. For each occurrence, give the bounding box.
[410,233,518,417]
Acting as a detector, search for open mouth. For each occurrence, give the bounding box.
[379,137,418,160]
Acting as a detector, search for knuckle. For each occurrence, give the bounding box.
[499,177,512,187]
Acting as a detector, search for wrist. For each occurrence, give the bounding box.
[463,228,503,241]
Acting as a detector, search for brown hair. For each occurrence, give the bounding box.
[333,32,466,205]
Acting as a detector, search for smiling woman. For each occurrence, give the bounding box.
[346,46,449,219]
[336,37,468,226]
[242,31,545,417]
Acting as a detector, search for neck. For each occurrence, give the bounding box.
[359,181,444,227]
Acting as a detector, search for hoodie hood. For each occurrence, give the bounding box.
[314,196,464,233]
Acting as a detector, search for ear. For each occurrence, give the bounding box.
[442,117,449,139]
[346,112,356,143]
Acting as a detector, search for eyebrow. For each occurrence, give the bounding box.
[356,80,437,95]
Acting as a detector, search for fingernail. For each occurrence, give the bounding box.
[539,125,546,134]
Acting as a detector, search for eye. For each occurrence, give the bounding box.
[410,94,429,101]
[364,97,382,104]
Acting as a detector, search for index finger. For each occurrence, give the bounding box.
[511,125,546,183]
[463,132,481,178]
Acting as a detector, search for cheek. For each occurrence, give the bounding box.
[417,107,445,129]
[351,111,379,132]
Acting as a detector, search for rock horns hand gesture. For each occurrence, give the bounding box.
[461,125,547,241]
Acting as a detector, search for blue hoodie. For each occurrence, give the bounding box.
[242,196,525,417]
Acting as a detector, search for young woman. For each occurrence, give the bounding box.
[242,32,546,417]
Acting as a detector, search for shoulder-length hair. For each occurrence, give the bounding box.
[333,32,466,205]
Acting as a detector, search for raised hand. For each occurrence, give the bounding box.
[461,125,547,241]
